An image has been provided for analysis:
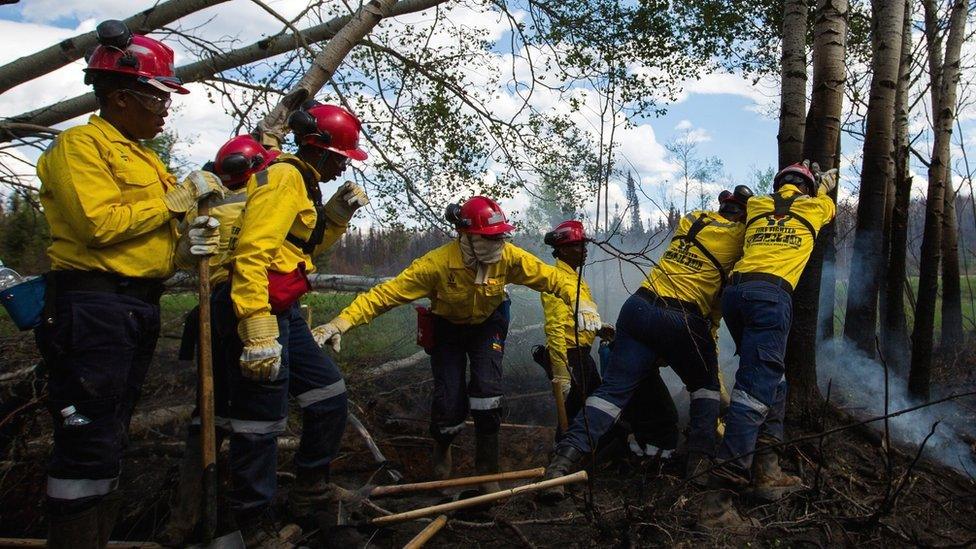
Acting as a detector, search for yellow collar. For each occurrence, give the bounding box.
[88,114,134,144]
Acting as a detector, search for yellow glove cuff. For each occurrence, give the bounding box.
[238,315,279,344]
[163,186,195,213]
[331,316,353,333]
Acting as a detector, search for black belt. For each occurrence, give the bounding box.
[730,272,794,294]
[635,287,702,317]
[50,270,165,304]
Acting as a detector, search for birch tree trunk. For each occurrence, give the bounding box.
[0,0,229,94]
[785,0,848,421]
[843,0,906,355]
[941,172,963,354]
[881,0,913,374]
[778,0,809,169]
[910,0,967,399]
[257,0,397,136]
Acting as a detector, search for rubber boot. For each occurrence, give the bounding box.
[431,439,453,480]
[538,445,582,503]
[159,430,203,546]
[47,504,100,549]
[97,491,122,547]
[474,432,500,493]
[288,466,336,520]
[748,446,803,502]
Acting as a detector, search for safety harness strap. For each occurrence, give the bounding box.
[746,193,818,240]
[671,213,727,283]
[272,156,329,255]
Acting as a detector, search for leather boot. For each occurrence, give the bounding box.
[697,489,759,533]
[748,446,803,502]
[538,445,582,503]
[474,432,500,493]
[97,491,122,547]
[239,508,291,549]
[48,504,100,549]
[288,467,336,520]
[159,431,202,546]
[431,439,453,480]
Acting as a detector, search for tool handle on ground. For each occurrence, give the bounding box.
[551,379,569,432]
[196,200,218,544]
[370,467,546,498]
[0,539,163,548]
[402,515,448,549]
[371,471,588,526]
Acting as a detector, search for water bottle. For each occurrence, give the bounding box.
[0,260,24,292]
[60,405,91,427]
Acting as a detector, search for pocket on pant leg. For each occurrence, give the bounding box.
[47,397,122,478]
[757,343,785,369]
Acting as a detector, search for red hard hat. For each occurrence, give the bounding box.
[447,196,516,236]
[774,162,815,191]
[545,220,587,247]
[292,104,367,161]
[84,21,188,94]
[213,135,280,188]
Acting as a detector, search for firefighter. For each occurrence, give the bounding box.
[311,197,602,490]
[542,186,753,501]
[33,20,222,548]
[701,162,836,530]
[537,220,614,439]
[162,134,281,544]
[211,102,369,544]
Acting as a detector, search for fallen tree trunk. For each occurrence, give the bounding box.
[1,0,446,140]
[360,324,542,378]
[165,272,392,293]
[0,0,229,95]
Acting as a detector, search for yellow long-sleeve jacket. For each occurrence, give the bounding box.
[733,184,836,288]
[36,115,179,278]
[542,259,596,379]
[336,241,584,328]
[226,155,346,320]
[644,210,745,316]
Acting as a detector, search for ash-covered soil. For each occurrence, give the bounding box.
[2,317,976,547]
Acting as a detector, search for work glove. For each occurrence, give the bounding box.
[164,170,225,214]
[251,126,283,151]
[597,322,616,341]
[174,216,220,269]
[312,317,352,353]
[238,315,282,381]
[817,168,839,196]
[323,181,369,225]
[553,373,572,398]
[576,300,602,333]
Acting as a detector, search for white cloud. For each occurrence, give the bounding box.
[675,119,693,131]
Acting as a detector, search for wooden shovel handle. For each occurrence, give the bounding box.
[196,201,218,543]
[402,515,448,549]
[552,379,569,432]
[372,471,588,526]
[370,467,545,497]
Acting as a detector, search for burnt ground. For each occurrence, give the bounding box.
[2,307,976,547]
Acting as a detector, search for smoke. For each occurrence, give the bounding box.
[817,337,976,475]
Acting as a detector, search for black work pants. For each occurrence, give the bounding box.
[35,291,160,514]
[428,302,510,442]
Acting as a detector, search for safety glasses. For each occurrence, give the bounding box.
[123,89,172,115]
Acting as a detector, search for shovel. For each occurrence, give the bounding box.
[348,412,403,483]
[190,198,245,549]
